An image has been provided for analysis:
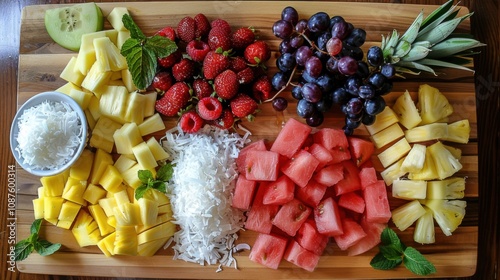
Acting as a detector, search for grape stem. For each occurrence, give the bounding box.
[263,65,298,103]
[299,32,331,57]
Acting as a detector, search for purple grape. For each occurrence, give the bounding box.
[326,57,339,73]
[295,19,309,35]
[346,97,363,115]
[367,46,384,67]
[272,97,288,111]
[316,32,332,51]
[281,6,299,25]
[343,125,354,136]
[361,113,376,125]
[356,61,370,78]
[344,76,362,96]
[342,45,364,60]
[276,52,296,73]
[331,87,350,104]
[331,21,349,40]
[291,84,303,100]
[368,73,387,89]
[297,99,316,118]
[337,56,358,76]
[301,82,322,103]
[273,19,294,39]
[345,28,366,47]
[305,56,323,78]
[316,74,335,92]
[271,71,289,91]
[279,39,295,54]
[364,95,386,115]
[381,63,396,78]
[329,15,345,29]
[295,46,313,66]
[315,98,333,113]
[376,80,393,96]
[290,35,304,48]
[345,117,361,129]
[308,12,330,32]
[326,37,343,56]
[358,84,375,99]
[306,111,324,127]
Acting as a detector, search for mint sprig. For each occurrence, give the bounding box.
[15,219,61,261]
[135,164,174,200]
[120,14,177,90]
[371,227,436,276]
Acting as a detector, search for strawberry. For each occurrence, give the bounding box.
[156,26,176,41]
[210,19,231,34]
[230,94,258,118]
[158,50,182,68]
[230,56,248,72]
[197,97,223,120]
[179,111,204,133]
[152,71,174,93]
[231,27,255,49]
[186,40,210,62]
[237,67,255,84]
[214,69,239,100]
[211,109,234,129]
[172,58,195,82]
[244,40,271,65]
[203,50,230,80]
[208,27,232,51]
[194,13,210,38]
[156,82,191,116]
[192,78,213,99]
[177,16,196,42]
[252,75,273,101]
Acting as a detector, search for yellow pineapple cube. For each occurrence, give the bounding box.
[138,198,159,227]
[125,91,147,124]
[107,7,130,31]
[366,106,399,135]
[99,197,118,217]
[85,109,96,130]
[110,70,122,81]
[88,204,115,236]
[70,149,95,181]
[90,149,115,185]
[142,189,170,206]
[57,201,82,229]
[142,92,158,117]
[377,138,411,168]
[90,116,122,153]
[158,204,173,216]
[75,29,118,74]
[97,232,116,257]
[443,119,471,144]
[60,56,85,86]
[136,213,173,234]
[138,113,166,136]
[56,82,82,95]
[137,221,176,245]
[88,95,101,121]
[392,179,427,200]
[401,144,426,173]
[33,198,45,219]
[114,155,137,173]
[62,178,87,206]
[408,148,439,181]
[413,206,435,245]
[114,189,131,205]
[107,216,117,228]
[423,199,466,236]
[133,142,158,170]
[391,200,426,231]
[114,202,141,226]
[99,165,124,193]
[370,123,404,149]
[404,123,448,143]
[72,211,101,247]
[138,237,169,257]
[418,84,453,125]
[81,61,112,94]
[99,85,129,123]
[68,88,93,110]
[113,122,143,155]
[37,187,44,198]
[427,177,465,199]
[121,164,148,189]
[380,157,406,186]
[427,141,462,179]
[44,196,65,220]
[83,184,107,204]
[74,47,96,76]
[114,225,138,256]
[121,68,136,92]
[94,37,128,72]
[392,90,422,129]
[41,173,65,197]
[146,137,170,161]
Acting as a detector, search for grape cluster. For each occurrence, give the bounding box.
[271,6,395,134]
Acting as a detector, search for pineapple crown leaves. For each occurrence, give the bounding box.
[14,219,62,261]
[135,163,174,200]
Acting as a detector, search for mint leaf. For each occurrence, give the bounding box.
[380,244,404,261]
[122,14,145,40]
[123,44,157,90]
[152,181,167,193]
[15,240,34,261]
[138,169,153,184]
[403,247,437,276]
[370,252,401,270]
[135,185,149,200]
[15,219,61,261]
[120,38,141,57]
[146,35,177,58]
[381,227,403,247]
[30,218,42,235]
[34,240,61,257]
[156,164,174,182]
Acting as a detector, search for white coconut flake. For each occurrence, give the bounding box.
[162,125,249,269]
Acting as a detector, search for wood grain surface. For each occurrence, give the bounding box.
[1,1,498,280]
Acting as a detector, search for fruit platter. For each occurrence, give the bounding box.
[15,1,478,279]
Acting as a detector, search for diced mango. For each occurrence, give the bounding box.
[83,184,107,205]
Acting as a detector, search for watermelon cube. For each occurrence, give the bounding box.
[333,218,367,251]
[245,204,279,234]
[314,197,343,236]
[338,191,365,214]
[272,199,311,236]
[281,150,319,188]
[329,146,352,164]
[363,180,392,223]
[334,160,361,196]
[295,179,327,208]
[313,163,344,187]
[312,128,348,150]
[270,118,312,158]
[295,219,329,256]
[308,143,334,169]
[359,167,378,190]
[236,139,267,174]
[245,150,280,181]
[347,137,375,167]
[261,175,295,206]
[347,215,386,256]
[284,240,321,272]
[249,233,288,270]
[231,175,257,210]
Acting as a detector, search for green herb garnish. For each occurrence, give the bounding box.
[371,227,436,276]
[135,163,174,200]
[15,219,61,261]
[120,14,177,90]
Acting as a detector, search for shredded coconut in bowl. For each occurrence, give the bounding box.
[162,125,248,269]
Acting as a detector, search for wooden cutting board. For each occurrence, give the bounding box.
[16,1,478,279]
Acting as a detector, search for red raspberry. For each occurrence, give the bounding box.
[194,13,210,38]
[158,50,182,68]
[208,27,232,51]
[244,40,271,65]
[152,71,174,93]
[210,19,231,34]
[179,111,204,133]
[252,75,273,101]
[186,40,210,62]
[230,56,248,72]
[197,97,223,120]
[214,69,239,100]
[203,50,231,80]
[211,109,234,130]
[237,67,255,84]
[177,16,196,42]
[230,94,258,119]
[172,58,195,82]
[193,78,213,99]
[231,27,255,49]
[156,26,176,41]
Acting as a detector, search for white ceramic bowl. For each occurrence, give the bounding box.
[10,91,88,177]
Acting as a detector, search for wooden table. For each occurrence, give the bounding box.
[1,0,498,279]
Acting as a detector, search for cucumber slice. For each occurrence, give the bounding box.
[44,3,104,51]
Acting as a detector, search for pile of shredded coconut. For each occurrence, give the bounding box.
[162,125,248,269]
[15,100,83,170]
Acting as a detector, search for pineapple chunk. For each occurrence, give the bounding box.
[142,92,158,117]
[114,189,131,205]
[72,211,102,247]
[142,189,170,206]
[121,164,143,189]
[114,155,137,173]
[133,142,159,170]
[90,116,122,153]
[33,198,45,219]
[88,204,115,236]
[427,141,463,179]
[83,184,107,204]
[107,7,130,31]
[99,197,118,217]
[94,37,128,72]
[97,232,116,257]
[70,149,95,181]
[114,203,141,226]
[113,122,143,155]
[85,109,96,130]
[68,88,93,110]
[125,91,147,124]
[413,206,435,244]
[44,197,64,220]
[377,138,411,168]
[423,199,466,236]
[110,70,122,81]
[57,201,82,229]
[114,225,138,256]
[427,177,466,199]
[121,67,137,92]
[62,178,87,206]
[380,157,406,186]
[158,204,173,216]
[56,82,82,95]
[146,137,170,161]
[392,179,427,200]
[107,216,117,228]
[99,85,129,123]
[75,30,119,75]
[37,187,44,198]
[391,200,426,231]
[366,106,399,135]
[442,119,471,144]
[138,237,169,257]
[370,123,404,149]
[137,221,176,245]
[81,61,112,94]
[392,90,422,129]
[404,123,448,143]
[408,148,439,181]
[138,113,166,136]
[41,173,65,197]
[60,56,85,86]
[100,165,124,193]
[418,84,453,125]
[90,148,114,185]
[444,144,462,160]
[88,95,101,121]
[138,198,159,227]
[400,144,426,173]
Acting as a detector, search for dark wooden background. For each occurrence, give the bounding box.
[1,0,498,279]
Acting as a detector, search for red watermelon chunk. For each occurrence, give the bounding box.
[272,199,311,236]
[359,167,378,190]
[295,179,327,208]
[245,150,280,181]
[313,128,348,150]
[338,191,365,214]
[281,150,319,188]
[270,118,312,158]
[261,175,295,206]
[329,146,352,164]
[363,180,391,224]
[283,240,321,272]
[232,175,257,210]
[314,197,343,236]
[249,233,288,270]
[334,160,361,196]
[348,137,375,167]
[333,218,367,251]
[245,204,279,234]
[347,215,386,256]
[236,139,267,174]
[308,143,334,169]
[295,219,329,256]
[313,163,344,187]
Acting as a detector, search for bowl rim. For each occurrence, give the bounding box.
[10,91,88,177]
